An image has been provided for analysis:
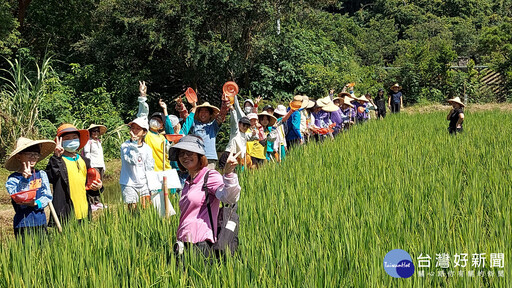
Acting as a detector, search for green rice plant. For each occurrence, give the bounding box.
[0,111,510,287]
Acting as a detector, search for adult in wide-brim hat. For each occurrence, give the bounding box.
[169,135,206,162]
[194,102,220,122]
[447,96,465,107]
[390,83,402,91]
[289,95,309,110]
[316,97,339,112]
[342,96,354,108]
[5,137,56,171]
[338,92,352,99]
[357,95,370,103]
[56,123,89,150]
[258,111,277,126]
[87,124,107,136]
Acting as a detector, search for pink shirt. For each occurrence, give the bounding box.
[177,167,240,243]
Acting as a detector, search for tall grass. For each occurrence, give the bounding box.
[0,56,51,160]
[0,111,510,287]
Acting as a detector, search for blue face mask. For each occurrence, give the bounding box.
[62,139,80,152]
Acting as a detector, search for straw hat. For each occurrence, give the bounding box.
[274,105,287,116]
[357,95,370,102]
[343,97,354,108]
[306,99,316,109]
[194,102,220,122]
[301,95,310,109]
[390,83,402,90]
[338,92,351,98]
[56,124,89,150]
[5,137,56,171]
[87,124,107,136]
[258,111,277,126]
[289,95,309,110]
[447,97,465,107]
[317,97,339,112]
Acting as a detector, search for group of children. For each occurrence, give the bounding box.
[5,124,105,239]
[4,80,464,241]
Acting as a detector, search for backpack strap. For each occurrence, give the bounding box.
[203,171,216,239]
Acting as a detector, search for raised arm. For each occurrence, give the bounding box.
[137,81,149,119]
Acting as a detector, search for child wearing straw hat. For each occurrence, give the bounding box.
[45,124,103,224]
[5,137,55,239]
[446,97,465,134]
[82,124,107,210]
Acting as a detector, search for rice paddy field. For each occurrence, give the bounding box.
[0,110,511,287]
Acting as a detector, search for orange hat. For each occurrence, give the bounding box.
[56,124,89,150]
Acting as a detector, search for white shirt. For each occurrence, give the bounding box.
[119,141,155,187]
[82,139,106,170]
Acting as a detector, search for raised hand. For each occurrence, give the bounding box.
[223,150,242,175]
[22,161,32,179]
[54,137,64,157]
[255,96,262,105]
[159,99,168,115]
[139,81,147,97]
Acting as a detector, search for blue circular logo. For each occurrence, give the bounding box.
[383,249,415,278]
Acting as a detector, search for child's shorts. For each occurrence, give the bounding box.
[121,185,150,204]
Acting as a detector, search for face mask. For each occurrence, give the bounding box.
[244,107,253,114]
[149,119,161,130]
[62,139,80,152]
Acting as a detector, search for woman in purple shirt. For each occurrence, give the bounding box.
[169,135,240,260]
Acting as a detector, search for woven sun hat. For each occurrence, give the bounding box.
[257,111,277,126]
[194,102,220,122]
[300,95,310,109]
[357,95,370,102]
[274,105,287,116]
[56,124,89,150]
[390,83,402,90]
[5,137,56,171]
[289,95,308,110]
[343,97,354,108]
[338,92,351,98]
[447,96,465,107]
[306,99,316,109]
[87,124,107,136]
[128,117,150,131]
[168,135,205,161]
[317,97,339,112]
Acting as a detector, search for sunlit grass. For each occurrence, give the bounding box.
[0,111,510,287]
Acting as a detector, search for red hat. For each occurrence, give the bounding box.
[56,124,89,150]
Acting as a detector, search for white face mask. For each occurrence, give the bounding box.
[149,119,161,130]
[244,107,253,114]
[62,139,80,152]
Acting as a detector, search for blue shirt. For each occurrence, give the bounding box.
[286,109,302,141]
[5,170,52,229]
[391,91,402,104]
[190,120,220,160]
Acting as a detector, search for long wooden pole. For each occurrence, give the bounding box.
[162,139,170,217]
[48,202,62,233]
